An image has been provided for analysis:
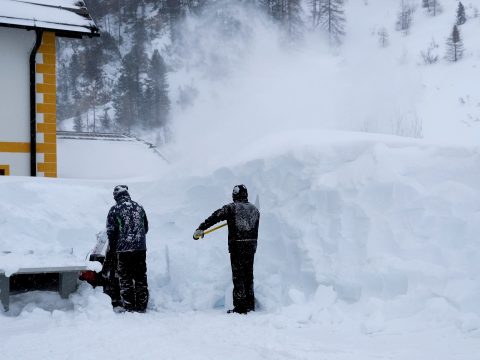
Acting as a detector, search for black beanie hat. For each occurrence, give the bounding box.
[113,185,129,200]
[232,184,248,201]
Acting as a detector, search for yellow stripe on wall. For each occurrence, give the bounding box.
[0,142,30,153]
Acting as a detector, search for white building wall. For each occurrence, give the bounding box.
[0,27,34,142]
[0,153,29,175]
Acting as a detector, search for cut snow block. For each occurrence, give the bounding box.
[0,274,9,311]
[59,272,78,299]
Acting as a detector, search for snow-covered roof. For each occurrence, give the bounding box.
[0,0,99,37]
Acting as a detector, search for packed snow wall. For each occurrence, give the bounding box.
[1,132,480,330]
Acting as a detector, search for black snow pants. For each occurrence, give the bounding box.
[102,247,121,307]
[117,250,149,312]
[230,250,255,313]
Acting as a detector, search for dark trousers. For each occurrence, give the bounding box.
[117,250,149,312]
[102,248,121,307]
[230,251,255,312]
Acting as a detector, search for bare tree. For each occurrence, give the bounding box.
[420,38,439,64]
[377,27,389,48]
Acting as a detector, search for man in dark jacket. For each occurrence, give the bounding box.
[194,185,260,314]
[106,185,149,312]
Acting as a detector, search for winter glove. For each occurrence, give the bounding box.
[193,229,204,240]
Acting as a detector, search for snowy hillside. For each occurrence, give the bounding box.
[2,131,480,359]
[59,0,480,146]
[165,0,480,155]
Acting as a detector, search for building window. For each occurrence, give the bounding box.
[0,165,10,175]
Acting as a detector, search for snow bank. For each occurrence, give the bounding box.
[2,131,480,333]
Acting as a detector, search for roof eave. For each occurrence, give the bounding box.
[0,21,100,38]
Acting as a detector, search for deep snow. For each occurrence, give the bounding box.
[3,1,480,358]
[1,131,480,359]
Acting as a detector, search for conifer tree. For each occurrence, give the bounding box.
[68,52,82,102]
[317,0,346,44]
[396,0,414,35]
[73,112,83,132]
[167,0,185,43]
[100,107,111,131]
[114,52,140,133]
[285,0,304,40]
[428,0,442,16]
[260,0,304,40]
[309,0,321,29]
[445,25,464,62]
[456,2,466,25]
[146,50,170,129]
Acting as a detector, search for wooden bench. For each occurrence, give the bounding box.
[0,266,86,311]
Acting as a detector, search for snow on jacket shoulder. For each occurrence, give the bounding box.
[106,195,149,252]
[198,200,260,253]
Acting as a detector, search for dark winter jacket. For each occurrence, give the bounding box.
[198,200,260,253]
[106,194,149,252]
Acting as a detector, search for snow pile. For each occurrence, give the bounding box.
[2,131,480,334]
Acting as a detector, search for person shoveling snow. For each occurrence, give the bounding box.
[194,185,260,314]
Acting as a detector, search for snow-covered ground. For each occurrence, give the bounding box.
[3,1,480,358]
[2,130,480,359]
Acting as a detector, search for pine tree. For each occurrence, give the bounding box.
[261,0,304,40]
[285,0,304,40]
[68,51,82,103]
[113,52,140,133]
[57,61,70,120]
[113,9,150,133]
[73,112,83,132]
[445,25,464,62]
[167,0,185,43]
[396,0,414,35]
[100,107,111,131]
[456,2,466,25]
[317,0,346,44]
[309,0,321,29]
[428,0,442,16]
[146,50,170,129]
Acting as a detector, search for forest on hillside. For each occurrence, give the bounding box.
[58,0,471,141]
[58,0,347,138]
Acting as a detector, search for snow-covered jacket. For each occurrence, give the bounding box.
[198,200,260,253]
[106,194,149,252]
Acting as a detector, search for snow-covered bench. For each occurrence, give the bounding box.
[0,266,86,311]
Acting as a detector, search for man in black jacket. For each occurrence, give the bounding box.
[106,185,149,312]
[194,185,260,314]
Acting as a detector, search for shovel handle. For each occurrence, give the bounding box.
[203,222,227,236]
